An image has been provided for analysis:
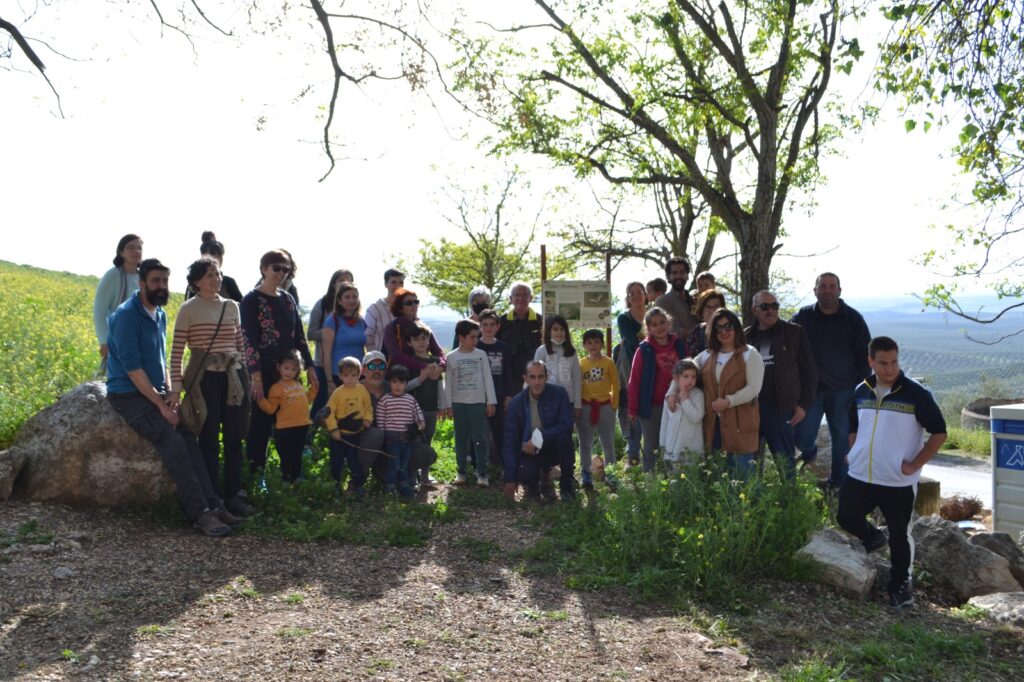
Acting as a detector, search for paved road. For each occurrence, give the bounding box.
[922,453,992,508]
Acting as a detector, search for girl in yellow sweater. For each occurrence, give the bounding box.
[258,350,317,482]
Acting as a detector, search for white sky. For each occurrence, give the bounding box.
[0,1,988,314]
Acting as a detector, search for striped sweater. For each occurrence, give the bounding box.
[375,393,424,432]
[170,296,245,392]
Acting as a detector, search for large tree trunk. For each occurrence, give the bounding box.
[735,218,775,327]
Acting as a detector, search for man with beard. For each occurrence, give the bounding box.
[106,258,238,537]
[654,257,699,338]
[791,272,871,489]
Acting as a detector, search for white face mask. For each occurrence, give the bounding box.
[531,428,544,449]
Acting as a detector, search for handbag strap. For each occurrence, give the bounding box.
[182,302,228,396]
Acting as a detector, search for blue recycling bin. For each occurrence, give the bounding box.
[991,403,1024,541]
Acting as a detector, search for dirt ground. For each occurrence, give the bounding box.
[0,498,751,681]
[3,491,1023,681]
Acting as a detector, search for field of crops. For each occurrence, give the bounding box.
[0,261,181,447]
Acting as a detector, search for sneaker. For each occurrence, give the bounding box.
[888,580,914,608]
[419,470,437,488]
[194,511,232,537]
[477,475,489,488]
[216,507,246,526]
[226,495,256,517]
[864,529,888,554]
[454,473,468,485]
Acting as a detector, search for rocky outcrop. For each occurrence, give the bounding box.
[969,532,1024,589]
[796,528,877,598]
[0,382,174,507]
[967,592,1024,627]
[912,516,1020,599]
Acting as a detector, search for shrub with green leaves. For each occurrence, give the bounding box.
[535,458,825,602]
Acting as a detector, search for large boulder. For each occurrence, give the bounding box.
[0,382,174,507]
[967,592,1024,628]
[796,528,878,598]
[912,516,1020,599]
[969,532,1024,589]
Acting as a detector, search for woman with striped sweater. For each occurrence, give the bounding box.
[171,257,253,516]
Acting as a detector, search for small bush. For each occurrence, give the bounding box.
[532,457,825,603]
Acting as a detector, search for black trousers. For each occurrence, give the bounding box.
[518,432,575,494]
[275,425,308,482]
[109,393,220,522]
[837,475,916,589]
[197,371,245,500]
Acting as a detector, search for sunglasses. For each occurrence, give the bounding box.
[714,322,735,333]
[270,264,292,274]
[403,299,420,306]
[365,361,387,370]
[757,302,781,311]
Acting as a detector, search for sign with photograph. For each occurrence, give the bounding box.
[541,280,612,327]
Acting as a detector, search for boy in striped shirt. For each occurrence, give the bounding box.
[376,364,425,498]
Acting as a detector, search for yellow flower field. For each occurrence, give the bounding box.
[0,260,181,447]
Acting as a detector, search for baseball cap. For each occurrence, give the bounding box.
[362,351,387,366]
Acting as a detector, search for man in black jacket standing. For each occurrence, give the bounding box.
[745,291,818,478]
[791,273,871,488]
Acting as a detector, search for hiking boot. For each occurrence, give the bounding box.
[560,488,577,503]
[194,511,232,537]
[864,529,888,554]
[216,507,246,526]
[477,475,489,488]
[888,580,914,609]
[419,470,437,489]
[226,495,256,517]
[454,473,468,485]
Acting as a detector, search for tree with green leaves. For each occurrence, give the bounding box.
[455,0,857,320]
[404,168,576,315]
[879,1,1024,343]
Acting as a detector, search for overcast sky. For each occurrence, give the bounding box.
[0,1,988,314]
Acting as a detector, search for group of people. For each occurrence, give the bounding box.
[94,234,947,609]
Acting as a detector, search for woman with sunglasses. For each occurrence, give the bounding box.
[240,249,318,475]
[627,306,687,472]
[382,288,446,373]
[694,308,764,478]
[686,288,728,357]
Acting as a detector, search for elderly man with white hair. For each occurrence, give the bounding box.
[497,281,543,381]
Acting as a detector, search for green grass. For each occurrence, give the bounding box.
[843,622,987,679]
[524,459,826,603]
[942,426,991,457]
[0,260,182,448]
[0,520,54,548]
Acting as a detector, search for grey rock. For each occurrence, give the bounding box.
[969,532,1024,589]
[53,566,75,579]
[27,544,55,554]
[0,382,174,508]
[912,516,1021,599]
[796,529,877,598]
[968,592,1024,627]
[80,654,101,673]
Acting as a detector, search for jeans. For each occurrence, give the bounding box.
[617,387,640,460]
[712,418,756,479]
[275,425,307,482]
[384,431,414,493]
[794,386,855,486]
[329,431,366,488]
[453,403,490,478]
[361,427,438,483]
[637,403,664,472]
[517,432,576,494]
[108,392,220,522]
[577,403,616,481]
[197,370,245,499]
[837,476,916,589]
[759,400,797,480]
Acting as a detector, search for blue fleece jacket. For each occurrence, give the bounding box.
[791,299,871,392]
[502,383,574,482]
[106,292,168,394]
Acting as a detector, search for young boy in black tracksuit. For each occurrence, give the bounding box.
[837,336,946,608]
